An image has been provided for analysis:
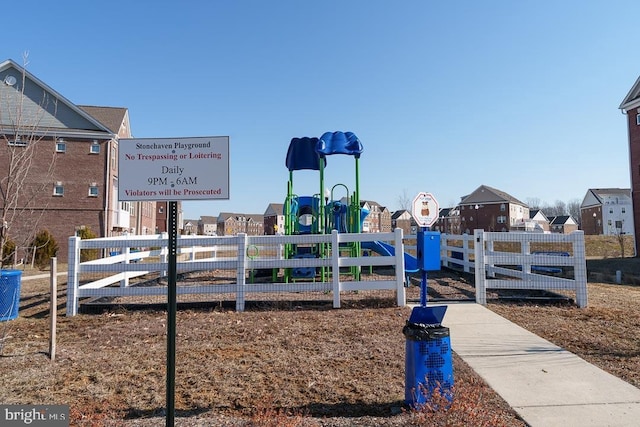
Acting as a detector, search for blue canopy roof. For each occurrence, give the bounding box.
[316,131,363,159]
[285,137,325,171]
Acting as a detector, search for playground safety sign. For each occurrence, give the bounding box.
[118,136,229,201]
[412,192,439,227]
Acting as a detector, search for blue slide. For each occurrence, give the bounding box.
[361,241,419,274]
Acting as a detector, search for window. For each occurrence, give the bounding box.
[90,140,100,154]
[88,184,98,197]
[56,141,66,152]
[497,216,507,224]
[636,114,640,125]
[7,136,26,147]
[53,183,64,196]
[622,207,626,214]
[500,204,506,212]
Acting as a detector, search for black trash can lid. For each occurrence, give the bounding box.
[403,321,450,341]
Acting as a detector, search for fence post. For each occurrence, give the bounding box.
[331,230,341,308]
[236,234,247,312]
[66,236,81,316]
[121,245,131,288]
[474,230,487,305]
[394,228,406,306]
[523,237,534,277]
[572,231,588,308]
[485,234,495,278]
[462,234,471,273]
[49,257,57,361]
[160,232,168,277]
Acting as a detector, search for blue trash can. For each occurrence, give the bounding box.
[403,321,454,407]
[0,269,22,321]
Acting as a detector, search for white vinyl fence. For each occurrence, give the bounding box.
[67,229,589,316]
[66,229,407,316]
[439,230,587,307]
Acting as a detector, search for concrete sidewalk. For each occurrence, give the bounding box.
[441,302,640,427]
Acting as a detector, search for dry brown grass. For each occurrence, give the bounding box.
[489,281,640,389]
[1,274,527,426]
[1,253,639,426]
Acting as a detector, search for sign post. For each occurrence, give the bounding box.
[118,136,229,427]
[166,201,178,426]
[411,192,439,306]
[410,192,445,323]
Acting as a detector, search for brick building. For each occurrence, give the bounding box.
[361,200,391,233]
[458,185,529,233]
[216,213,264,236]
[0,59,155,262]
[619,79,640,254]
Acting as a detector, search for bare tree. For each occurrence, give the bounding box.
[566,198,582,227]
[525,197,542,210]
[541,200,568,217]
[396,188,412,212]
[608,218,628,258]
[0,53,57,266]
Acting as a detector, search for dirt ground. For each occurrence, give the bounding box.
[1,261,639,426]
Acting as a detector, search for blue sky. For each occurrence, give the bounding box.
[8,0,640,219]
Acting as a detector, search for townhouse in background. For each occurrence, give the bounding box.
[216,213,264,236]
[580,188,633,236]
[457,185,529,233]
[361,200,391,233]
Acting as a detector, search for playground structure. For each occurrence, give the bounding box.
[282,131,419,282]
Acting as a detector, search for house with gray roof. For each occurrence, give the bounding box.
[580,188,633,236]
[457,185,529,232]
[198,216,218,236]
[264,203,284,235]
[548,215,579,234]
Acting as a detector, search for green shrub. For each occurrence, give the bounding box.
[77,227,99,262]
[1,238,16,267]
[31,230,59,270]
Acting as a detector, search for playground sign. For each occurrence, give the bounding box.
[411,192,439,227]
[117,135,229,426]
[118,136,229,201]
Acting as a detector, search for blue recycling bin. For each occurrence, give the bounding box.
[404,321,454,407]
[0,269,22,321]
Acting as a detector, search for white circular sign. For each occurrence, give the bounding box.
[411,192,439,227]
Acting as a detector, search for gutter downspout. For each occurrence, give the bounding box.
[104,138,111,239]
